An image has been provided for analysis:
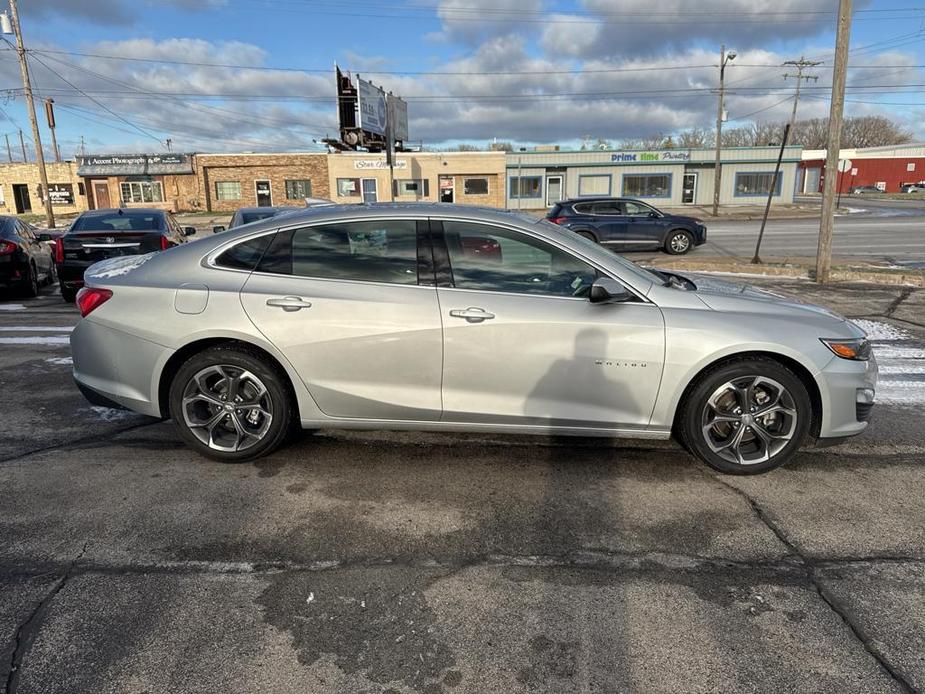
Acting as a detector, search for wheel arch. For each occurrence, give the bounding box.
[571,228,599,242]
[670,350,823,440]
[156,337,303,421]
[662,226,694,244]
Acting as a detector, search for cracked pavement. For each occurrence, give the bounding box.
[1,281,924,693]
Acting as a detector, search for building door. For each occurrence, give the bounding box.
[682,173,697,204]
[439,175,454,203]
[546,175,563,206]
[92,181,110,209]
[255,180,272,207]
[12,184,31,213]
[361,178,378,203]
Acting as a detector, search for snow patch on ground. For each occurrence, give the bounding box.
[852,319,908,341]
[0,336,71,345]
[45,357,73,366]
[852,320,925,407]
[0,304,26,311]
[90,406,136,422]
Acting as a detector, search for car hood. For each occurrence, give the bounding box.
[680,272,860,331]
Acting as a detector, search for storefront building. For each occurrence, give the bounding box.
[0,161,87,216]
[76,153,200,212]
[327,151,506,208]
[800,144,925,194]
[197,153,330,213]
[506,146,803,211]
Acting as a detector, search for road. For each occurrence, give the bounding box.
[1,280,924,693]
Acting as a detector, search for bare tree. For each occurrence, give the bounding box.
[676,127,714,148]
[454,143,481,151]
[488,141,513,152]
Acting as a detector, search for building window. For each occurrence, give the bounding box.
[734,172,782,197]
[285,179,312,199]
[509,176,542,199]
[907,162,916,172]
[578,175,611,197]
[120,180,164,204]
[622,174,671,198]
[337,178,361,197]
[215,181,242,200]
[394,179,430,198]
[464,177,489,195]
[0,184,5,205]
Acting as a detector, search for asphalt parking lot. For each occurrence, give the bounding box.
[1,278,924,694]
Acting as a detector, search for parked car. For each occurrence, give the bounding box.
[69,204,876,475]
[546,197,706,254]
[0,216,55,297]
[55,208,193,302]
[900,183,925,193]
[213,206,293,233]
[850,185,883,194]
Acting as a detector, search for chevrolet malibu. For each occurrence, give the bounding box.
[70,204,877,474]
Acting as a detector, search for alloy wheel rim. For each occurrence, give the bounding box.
[181,365,273,452]
[671,234,690,252]
[701,375,798,465]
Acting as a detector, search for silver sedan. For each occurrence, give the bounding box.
[70,204,877,474]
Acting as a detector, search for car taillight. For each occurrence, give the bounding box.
[0,240,17,255]
[548,216,567,225]
[160,235,170,250]
[76,287,113,317]
[54,237,64,263]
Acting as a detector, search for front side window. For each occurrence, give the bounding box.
[735,172,782,196]
[337,178,361,197]
[509,176,542,199]
[215,181,242,200]
[623,201,654,216]
[443,221,597,298]
[464,177,489,195]
[257,220,419,285]
[285,179,312,199]
[120,180,164,204]
[622,174,671,198]
[578,175,611,197]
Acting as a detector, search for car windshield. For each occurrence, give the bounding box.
[71,212,164,232]
[528,216,665,286]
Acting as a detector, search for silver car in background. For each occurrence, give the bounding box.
[70,204,877,474]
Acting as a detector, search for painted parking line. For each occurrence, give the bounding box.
[0,336,71,345]
[0,326,74,332]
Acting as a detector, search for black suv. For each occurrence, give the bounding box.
[546,197,707,254]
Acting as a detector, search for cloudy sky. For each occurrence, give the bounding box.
[1,0,924,156]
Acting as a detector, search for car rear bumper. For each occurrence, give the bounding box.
[71,318,170,418]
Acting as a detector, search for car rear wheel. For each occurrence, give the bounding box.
[20,262,39,298]
[665,230,694,255]
[46,262,57,286]
[61,286,77,303]
[677,358,812,474]
[575,230,598,243]
[169,346,294,462]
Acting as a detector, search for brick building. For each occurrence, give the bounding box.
[197,153,330,212]
[327,151,506,208]
[0,161,87,216]
[76,153,200,212]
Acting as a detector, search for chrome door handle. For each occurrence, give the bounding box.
[266,296,313,312]
[449,307,495,323]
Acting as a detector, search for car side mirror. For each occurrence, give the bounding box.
[36,232,53,242]
[183,226,196,236]
[589,277,632,304]
[212,225,226,233]
[648,211,659,218]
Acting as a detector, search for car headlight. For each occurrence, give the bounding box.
[820,337,871,361]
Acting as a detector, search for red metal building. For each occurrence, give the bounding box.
[800,144,925,194]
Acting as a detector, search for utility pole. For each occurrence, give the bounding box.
[78,135,85,156]
[19,129,26,161]
[44,98,60,162]
[4,133,11,162]
[4,0,55,227]
[712,45,736,217]
[165,138,172,152]
[783,56,822,130]
[816,0,852,284]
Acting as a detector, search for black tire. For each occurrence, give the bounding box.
[45,262,57,286]
[575,230,598,243]
[61,286,77,303]
[20,262,39,298]
[664,229,694,255]
[169,345,295,462]
[676,357,813,475]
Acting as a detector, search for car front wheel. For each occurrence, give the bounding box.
[677,358,812,474]
[665,230,694,255]
[169,346,294,462]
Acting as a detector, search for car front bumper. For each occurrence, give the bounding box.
[817,351,878,439]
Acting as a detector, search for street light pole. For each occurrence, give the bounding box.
[4,0,54,227]
[712,45,735,217]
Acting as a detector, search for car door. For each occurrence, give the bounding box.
[18,222,51,277]
[622,201,665,249]
[435,219,665,429]
[587,201,628,247]
[239,218,444,421]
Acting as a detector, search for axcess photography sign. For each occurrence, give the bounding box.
[76,153,194,176]
[611,151,692,162]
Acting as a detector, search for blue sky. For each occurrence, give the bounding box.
[2,0,924,157]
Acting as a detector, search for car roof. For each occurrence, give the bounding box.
[561,197,647,204]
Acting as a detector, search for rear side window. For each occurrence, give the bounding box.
[572,202,594,214]
[257,220,419,285]
[214,234,272,270]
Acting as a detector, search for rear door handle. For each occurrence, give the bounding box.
[449,307,495,323]
[266,296,313,312]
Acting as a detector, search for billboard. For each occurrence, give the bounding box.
[388,95,409,142]
[357,78,388,137]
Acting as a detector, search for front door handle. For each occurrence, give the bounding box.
[266,296,313,312]
[449,307,495,323]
